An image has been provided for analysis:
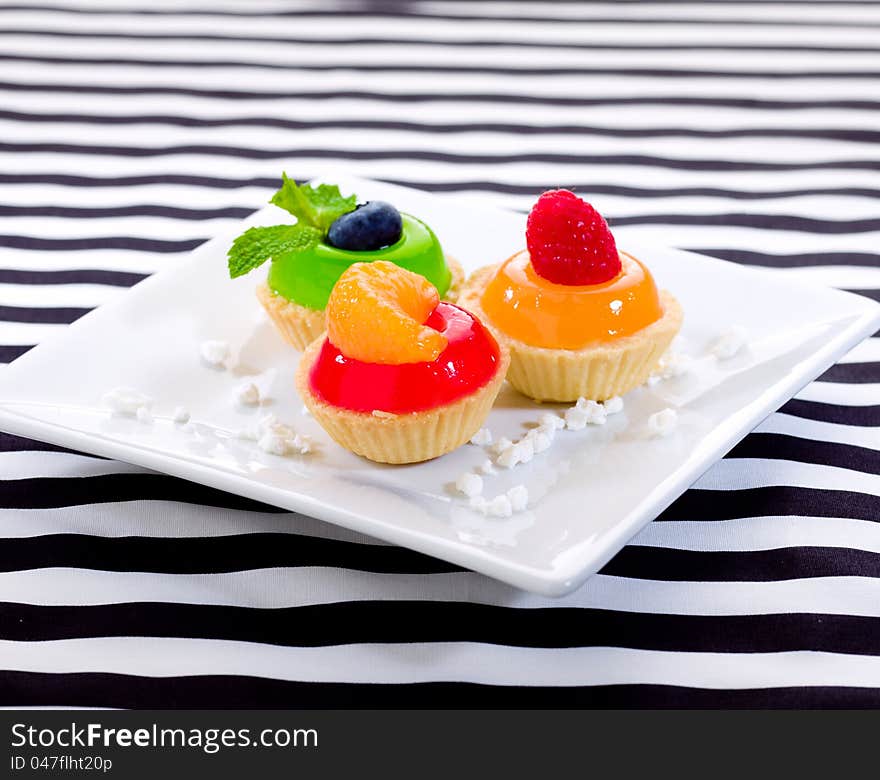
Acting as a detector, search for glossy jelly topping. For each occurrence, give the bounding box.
[268,213,451,310]
[312,261,500,413]
[310,302,502,414]
[326,260,447,365]
[479,249,663,350]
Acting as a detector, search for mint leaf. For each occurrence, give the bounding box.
[227,223,321,278]
[269,173,357,232]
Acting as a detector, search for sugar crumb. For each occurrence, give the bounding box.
[648,408,678,438]
[200,340,230,368]
[469,427,493,447]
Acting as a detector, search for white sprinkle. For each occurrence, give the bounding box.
[507,485,529,512]
[293,434,312,455]
[468,496,489,513]
[604,396,624,415]
[102,387,153,417]
[660,352,693,378]
[529,429,553,453]
[486,494,513,518]
[236,413,312,456]
[135,406,152,424]
[496,437,534,469]
[564,406,588,431]
[538,412,564,430]
[490,436,513,455]
[469,427,493,447]
[477,459,495,475]
[574,398,607,424]
[200,339,230,368]
[171,406,190,424]
[257,432,288,456]
[455,472,484,498]
[710,327,748,360]
[301,405,311,416]
[648,408,678,438]
[234,381,260,406]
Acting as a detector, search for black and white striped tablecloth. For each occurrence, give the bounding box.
[1,0,879,709]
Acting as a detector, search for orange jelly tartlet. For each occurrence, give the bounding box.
[296,261,509,464]
[459,189,682,402]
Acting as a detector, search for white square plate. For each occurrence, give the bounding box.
[0,176,878,596]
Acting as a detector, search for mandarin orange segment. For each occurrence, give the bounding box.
[326,261,447,365]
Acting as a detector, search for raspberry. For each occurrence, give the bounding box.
[525,189,620,285]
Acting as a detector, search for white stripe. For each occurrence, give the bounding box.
[0,282,128,308]
[3,90,878,132]
[3,119,879,162]
[4,42,880,73]
[7,2,880,25]
[0,215,231,240]
[4,59,880,102]
[2,184,880,225]
[4,14,880,47]
[0,184,269,210]
[4,568,880,617]
[0,321,70,346]
[756,413,880,450]
[0,502,389,543]
[798,381,880,406]
[0,248,175,273]
[4,154,880,199]
[694,458,880,494]
[840,337,880,364]
[0,451,147,479]
[3,638,880,687]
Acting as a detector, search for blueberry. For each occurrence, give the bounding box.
[327,201,403,251]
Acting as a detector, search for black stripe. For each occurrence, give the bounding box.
[0,473,283,512]
[0,235,200,252]
[4,173,880,205]
[660,486,880,522]
[0,345,31,363]
[2,672,879,709]
[7,108,880,144]
[0,431,90,455]
[820,362,880,384]
[1,6,878,27]
[727,433,880,475]
[605,546,880,581]
[0,268,147,286]
[0,53,879,80]
[3,141,880,172]
[0,534,457,576]
[1,80,879,109]
[0,304,90,324]
[3,531,879,581]
[846,289,880,304]
[0,204,251,220]
[4,602,880,654]
[612,214,880,234]
[693,249,880,268]
[782,399,880,426]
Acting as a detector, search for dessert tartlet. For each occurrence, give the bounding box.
[459,189,682,402]
[297,261,508,464]
[227,174,463,350]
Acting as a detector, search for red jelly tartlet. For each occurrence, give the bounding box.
[296,261,509,463]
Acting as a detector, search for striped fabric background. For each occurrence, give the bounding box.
[1,0,879,708]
